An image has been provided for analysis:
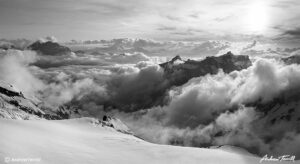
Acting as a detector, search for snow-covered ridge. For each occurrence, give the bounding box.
[0,81,44,120]
[0,82,132,135]
[0,80,264,164]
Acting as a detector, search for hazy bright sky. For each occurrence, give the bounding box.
[0,0,300,41]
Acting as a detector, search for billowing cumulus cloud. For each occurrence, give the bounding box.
[106,64,168,111]
[41,75,107,108]
[111,58,300,157]
[0,50,44,97]
[0,39,32,50]
[39,36,58,43]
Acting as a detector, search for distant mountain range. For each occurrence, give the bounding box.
[2,49,300,119]
[0,51,253,119]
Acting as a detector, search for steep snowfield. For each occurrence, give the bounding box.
[0,118,282,164]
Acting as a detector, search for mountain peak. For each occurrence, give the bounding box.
[171,55,182,62]
[170,55,184,65]
[225,51,233,56]
[28,41,71,55]
[160,52,252,86]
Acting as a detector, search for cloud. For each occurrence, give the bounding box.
[163,71,236,128]
[214,15,233,22]
[232,59,282,103]
[33,51,152,68]
[80,0,143,19]
[188,11,203,19]
[274,26,300,41]
[283,27,300,39]
[110,57,300,157]
[67,38,288,58]
[272,132,300,156]
[1,0,300,41]
[109,52,150,64]
[171,31,193,36]
[41,76,106,108]
[39,36,58,43]
[242,40,257,50]
[165,15,182,22]
[0,50,44,97]
[0,38,32,50]
[190,40,230,56]
[28,54,169,113]
[157,26,177,31]
[106,64,169,112]
[0,49,110,111]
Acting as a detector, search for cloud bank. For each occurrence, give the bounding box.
[112,58,300,157]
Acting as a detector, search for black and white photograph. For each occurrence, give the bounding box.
[0,0,300,163]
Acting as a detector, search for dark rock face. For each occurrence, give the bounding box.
[160,51,252,86]
[0,86,24,98]
[282,55,300,65]
[41,105,82,120]
[28,41,71,55]
[0,85,45,119]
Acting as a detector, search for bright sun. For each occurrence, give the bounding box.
[244,1,269,34]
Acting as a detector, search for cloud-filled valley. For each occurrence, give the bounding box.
[1,38,300,159]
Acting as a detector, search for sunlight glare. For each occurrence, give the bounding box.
[244,1,269,34]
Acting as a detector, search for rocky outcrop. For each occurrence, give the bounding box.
[0,82,44,119]
[28,41,71,55]
[282,55,300,65]
[101,115,133,134]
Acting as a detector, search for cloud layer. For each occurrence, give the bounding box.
[1,45,300,158]
[112,58,300,157]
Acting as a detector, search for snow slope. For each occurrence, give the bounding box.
[0,118,286,164]
[0,81,44,120]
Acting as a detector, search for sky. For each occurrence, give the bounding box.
[0,0,300,42]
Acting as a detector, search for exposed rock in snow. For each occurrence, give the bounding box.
[0,81,44,120]
[101,115,133,135]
